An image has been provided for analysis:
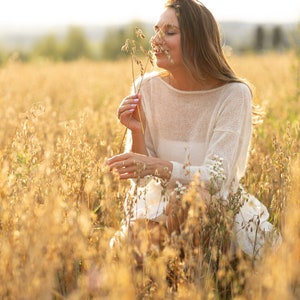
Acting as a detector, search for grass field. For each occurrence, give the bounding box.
[0,52,299,299]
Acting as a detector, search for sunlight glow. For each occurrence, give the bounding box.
[0,0,299,28]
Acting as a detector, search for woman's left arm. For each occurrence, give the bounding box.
[106,152,173,180]
[170,84,253,196]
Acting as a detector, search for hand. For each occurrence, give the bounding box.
[117,93,143,132]
[165,191,189,235]
[106,152,172,180]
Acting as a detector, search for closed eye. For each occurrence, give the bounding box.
[165,31,176,36]
[153,24,180,36]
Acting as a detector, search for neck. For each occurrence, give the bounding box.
[168,72,223,91]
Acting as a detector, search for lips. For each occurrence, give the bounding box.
[152,45,166,54]
[153,48,163,55]
[152,47,168,57]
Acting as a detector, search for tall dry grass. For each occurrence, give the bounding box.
[0,52,299,299]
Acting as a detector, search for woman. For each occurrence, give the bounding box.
[107,0,279,258]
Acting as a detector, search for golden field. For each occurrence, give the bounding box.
[0,52,299,299]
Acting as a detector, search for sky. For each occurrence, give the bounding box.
[0,0,299,30]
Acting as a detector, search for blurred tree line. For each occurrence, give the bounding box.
[0,22,151,65]
[253,24,294,53]
[0,22,298,65]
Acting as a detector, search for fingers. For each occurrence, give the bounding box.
[119,160,148,179]
[166,209,182,235]
[166,193,188,235]
[106,153,130,172]
[117,94,140,120]
[106,153,148,179]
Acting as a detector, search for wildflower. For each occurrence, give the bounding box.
[209,154,226,193]
[174,181,186,199]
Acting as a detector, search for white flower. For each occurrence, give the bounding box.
[209,155,226,188]
[174,181,187,199]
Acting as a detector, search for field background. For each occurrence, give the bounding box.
[0,52,299,299]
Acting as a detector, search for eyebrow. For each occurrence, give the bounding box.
[154,23,180,31]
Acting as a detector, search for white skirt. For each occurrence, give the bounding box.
[123,177,169,223]
[114,177,282,258]
[234,191,282,257]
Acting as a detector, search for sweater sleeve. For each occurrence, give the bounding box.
[170,84,253,198]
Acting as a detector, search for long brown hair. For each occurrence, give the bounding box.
[164,0,264,121]
[165,0,242,83]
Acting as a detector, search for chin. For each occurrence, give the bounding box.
[155,58,170,70]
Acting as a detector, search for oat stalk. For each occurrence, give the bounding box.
[119,27,154,153]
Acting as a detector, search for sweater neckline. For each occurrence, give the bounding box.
[156,74,228,94]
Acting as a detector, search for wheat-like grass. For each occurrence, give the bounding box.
[0,52,298,299]
[118,27,154,152]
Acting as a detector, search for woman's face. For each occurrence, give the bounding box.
[151,8,183,72]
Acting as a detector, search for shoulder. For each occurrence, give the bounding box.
[215,82,253,117]
[221,82,253,107]
[224,81,252,97]
[134,71,162,90]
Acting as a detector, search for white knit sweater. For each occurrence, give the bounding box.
[120,72,281,257]
[132,71,252,199]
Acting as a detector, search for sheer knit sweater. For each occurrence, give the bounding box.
[128,71,253,200]
[118,75,282,256]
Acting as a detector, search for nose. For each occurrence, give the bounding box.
[151,30,164,46]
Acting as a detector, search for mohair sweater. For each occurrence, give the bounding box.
[119,72,281,257]
[131,71,253,199]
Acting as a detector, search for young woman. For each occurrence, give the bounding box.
[107,0,280,258]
